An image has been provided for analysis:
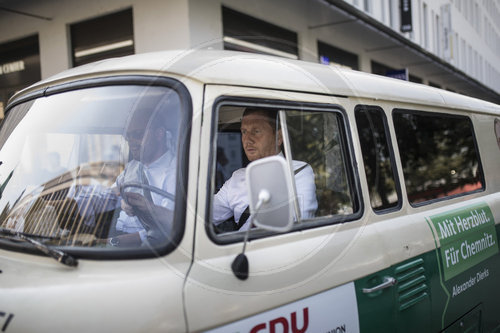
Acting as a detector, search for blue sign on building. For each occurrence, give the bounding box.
[386,68,409,81]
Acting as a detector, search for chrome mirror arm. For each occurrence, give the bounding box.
[232,190,270,280]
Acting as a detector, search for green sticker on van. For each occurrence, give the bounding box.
[429,202,498,281]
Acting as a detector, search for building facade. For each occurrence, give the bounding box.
[0,0,499,117]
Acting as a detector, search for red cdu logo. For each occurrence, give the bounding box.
[250,307,309,333]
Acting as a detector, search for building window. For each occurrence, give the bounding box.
[435,14,441,56]
[418,0,423,45]
[408,74,423,83]
[423,2,429,49]
[479,55,483,81]
[0,35,41,116]
[389,0,399,29]
[393,110,484,205]
[474,2,480,33]
[460,38,466,71]
[318,41,359,70]
[381,0,387,24]
[363,0,372,13]
[468,44,472,74]
[221,6,298,59]
[70,9,135,67]
[474,50,478,78]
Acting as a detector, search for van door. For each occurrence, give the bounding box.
[353,216,434,333]
[354,104,432,332]
[183,85,397,332]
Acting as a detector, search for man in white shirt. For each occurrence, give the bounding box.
[68,107,176,247]
[111,108,176,246]
[213,108,317,232]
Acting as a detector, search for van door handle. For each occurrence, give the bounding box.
[362,277,397,293]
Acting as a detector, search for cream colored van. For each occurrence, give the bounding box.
[0,50,499,333]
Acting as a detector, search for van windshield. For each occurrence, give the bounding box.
[0,84,185,256]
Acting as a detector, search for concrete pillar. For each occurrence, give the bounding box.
[188,0,224,50]
[358,53,372,73]
[39,23,71,79]
[134,0,191,53]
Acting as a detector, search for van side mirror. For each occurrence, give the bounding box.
[232,155,295,280]
[246,155,294,232]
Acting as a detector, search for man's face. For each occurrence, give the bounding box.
[241,112,282,161]
[126,116,161,163]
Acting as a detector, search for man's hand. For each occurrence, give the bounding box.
[121,190,174,239]
[121,198,134,216]
[122,192,152,216]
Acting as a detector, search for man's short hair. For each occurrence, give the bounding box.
[242,107,278,132]
[129,107,168,132]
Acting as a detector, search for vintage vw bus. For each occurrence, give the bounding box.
[0,50,499,332]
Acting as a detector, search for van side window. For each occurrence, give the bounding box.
[393,110,484,205]
[355,106,400,212]
[211,103,359,236]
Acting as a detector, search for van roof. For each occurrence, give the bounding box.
[12,50,500,114]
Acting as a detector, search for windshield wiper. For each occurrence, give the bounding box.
[0,227,78,267]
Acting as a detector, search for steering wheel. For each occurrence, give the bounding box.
[120,182,175,202]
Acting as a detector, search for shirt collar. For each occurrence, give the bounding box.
[145,150,174,170]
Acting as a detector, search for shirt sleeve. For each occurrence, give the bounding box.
[212,176,235,225]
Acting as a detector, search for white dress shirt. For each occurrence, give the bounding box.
[213,155,317,230]
[115,150,176,241]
